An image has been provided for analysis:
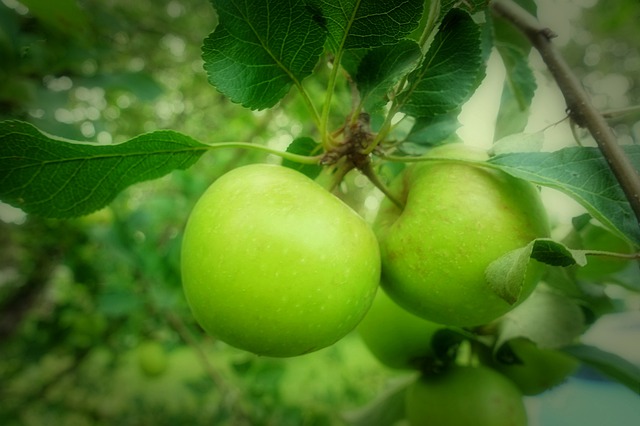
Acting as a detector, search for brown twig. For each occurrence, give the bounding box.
[491,0,640,228]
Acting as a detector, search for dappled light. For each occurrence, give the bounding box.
[1,0,639,425]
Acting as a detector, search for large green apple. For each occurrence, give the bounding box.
[405,365,527,426]
[357,287,462,370]
[490,338,579,395]
[375,143,550,326]
[181,164,380,357]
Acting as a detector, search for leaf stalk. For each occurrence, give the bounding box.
[204,142,322,165]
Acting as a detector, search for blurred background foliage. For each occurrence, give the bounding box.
[0,0,395,424]
[550,0,640,145]
[0,0,638,425]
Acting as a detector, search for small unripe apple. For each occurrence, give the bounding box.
[181,164,380,357]
[375,143,550,326]
[137,341,169,378]
[357,288,461,370]
[405,365,527,426]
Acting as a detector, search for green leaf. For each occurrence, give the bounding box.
[486,238,588,305]
[496,44,537,113]
[488,146,640,246]
[562,344,640,395]
[400,9,483,117]
[530,239,588,267]
[490,0,537,54]
[493,45,537,140]
[355,40,422,113]
[340,48,369,80]
[439,0,488,20]
[407,0,486,45]
[0,120,208,218]
[490,132,544,156]
[202,0,326,110]
[403,110,462,153]
[490,0,537,140]
[310,0,424,52]
[497,285,587,349]
[282,137,322,179]
[20,0,89,37]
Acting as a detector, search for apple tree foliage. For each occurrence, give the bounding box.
[1,0,639,423]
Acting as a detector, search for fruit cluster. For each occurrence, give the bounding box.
[181,143,577,424]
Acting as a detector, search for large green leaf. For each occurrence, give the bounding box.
[202,0,326,110]
[282,137,322,179]
[355,40,422,113]
[401,110,462,155]
[399,9,482,117]
[310,0,424,52]
[0,120,208,218]
[488,146,640,246]
[497,286,587,349]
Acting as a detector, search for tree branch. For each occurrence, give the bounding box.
[491,0,640,230]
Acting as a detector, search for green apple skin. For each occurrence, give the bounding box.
[576,222,635,280]
[181,164,380,357]
[358,288,458,370]
[406,365,527,426]
[375,144,550,327]
[492,338,579,395]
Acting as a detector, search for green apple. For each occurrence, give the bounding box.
[375,143,550,326]
[137,341,169,378]
[576,222,635,281]
[181,164,380,357]
[357,288,462,370]
[491,338,579,395]
[405,365,527,426]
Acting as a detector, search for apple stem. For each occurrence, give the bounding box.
[360,162,405,210]
[491,0,640,228]
[314,160,354,193]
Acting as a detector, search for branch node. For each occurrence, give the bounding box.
[566,106,588,128]
[541,27,557,40]
[492,0,640,225]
